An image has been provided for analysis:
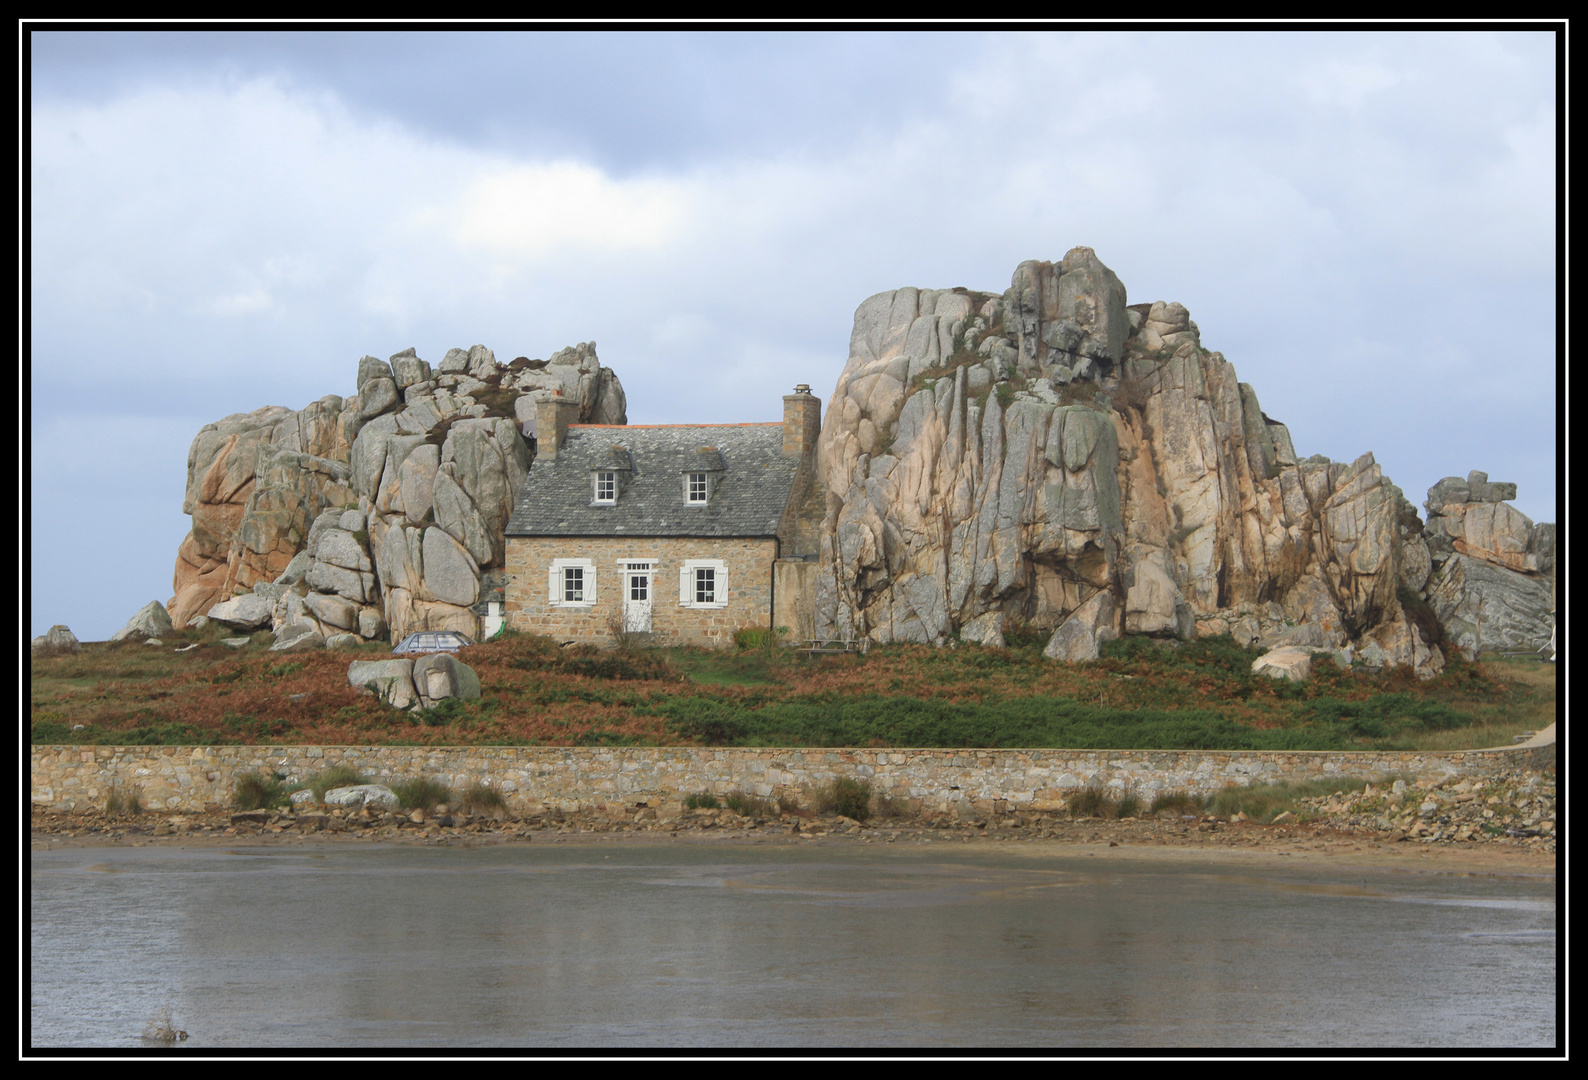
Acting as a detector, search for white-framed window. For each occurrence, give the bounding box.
[549,557,596,607]
[679,558,728,608]
[686,471,709,504]
[593,470,616,504]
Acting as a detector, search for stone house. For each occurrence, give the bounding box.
[503,388,825,647]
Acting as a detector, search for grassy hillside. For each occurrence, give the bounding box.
[29,625,1554,751]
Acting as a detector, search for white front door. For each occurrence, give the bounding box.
[624,570,652,633]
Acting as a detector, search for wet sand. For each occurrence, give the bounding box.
[30,810,1556,878]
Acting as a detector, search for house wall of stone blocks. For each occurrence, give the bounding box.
[503,535,779,647]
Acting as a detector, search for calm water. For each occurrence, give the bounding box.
[29,840,1556,1049]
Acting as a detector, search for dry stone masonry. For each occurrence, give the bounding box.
[31,740,1552,819]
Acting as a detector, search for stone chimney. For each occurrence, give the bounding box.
[782,384,821,458]
[534,394,581,459]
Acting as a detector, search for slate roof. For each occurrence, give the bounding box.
[505,424,800,538]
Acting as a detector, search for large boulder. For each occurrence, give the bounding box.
[206,593,274,631]
[1252,646,1313,682]
[32,625,81,653]
[1043,590,1119,663]
[412,653,482,708]
[348,658,417,710]
[323,784,400,811]
[111,601,175,642]
[269,623,324,652]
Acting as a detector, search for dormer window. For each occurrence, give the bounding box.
[590,445,631,505]
[683,447,724,506]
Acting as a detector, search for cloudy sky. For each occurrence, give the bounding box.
[29,29,1558,641]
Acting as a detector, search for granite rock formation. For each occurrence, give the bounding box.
[1423,472,1555,657]
[169,343,625,644]
[812,248,1551,678]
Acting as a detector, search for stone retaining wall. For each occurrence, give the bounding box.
[30,741,1553,817]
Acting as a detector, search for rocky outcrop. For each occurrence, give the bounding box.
[812,248,1491,678]
[169,343,626,642]
[1423,472,1554,656]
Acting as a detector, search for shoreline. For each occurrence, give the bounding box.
[30,809,1556,876]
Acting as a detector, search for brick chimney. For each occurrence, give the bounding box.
[782,384,820,458]
[534,394,581,459]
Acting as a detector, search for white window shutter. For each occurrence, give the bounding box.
[549,563,559,605]
[719,562,728,601]
[679,564,691,606]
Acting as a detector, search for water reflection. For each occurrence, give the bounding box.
[30,843,1556,1048]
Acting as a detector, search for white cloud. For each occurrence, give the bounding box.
[449,161,692,258]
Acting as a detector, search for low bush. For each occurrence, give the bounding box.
[308,765,372,801]
[1149,791,1206,817]
[1116,792,1142,819]
[459,782,507,818]
[724,791,773,817]
[1207,776,1371,823]
[732,626,788,652]
[413,697,469,728]
[813,776,872,820]
[1067,786,1117,818]
[504,634,675,681]
[104,785,143,816]
[683,792,721,810]
[873,791,908,819]
[392,777,453,812]
[234,772,288,810]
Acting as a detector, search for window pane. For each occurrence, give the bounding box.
[631,574,647,601]
[688,472,708,502]
[564,567,584,602]
[597,472,614,500]
[695,567,715,604]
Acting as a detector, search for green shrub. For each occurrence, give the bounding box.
[1116,793,1142,818]
[813,776,872,820]
[234,772,288,810]
[1149,791,1206,817]
[724,791,773,817]
[308,765,372,801]
[683,792,721,810]
[459,783,507,818]
[104,785,143,816]
[413,696,469,727]
[392,777,453,812]
[733,626,789,652]
[1067,786,1116,818]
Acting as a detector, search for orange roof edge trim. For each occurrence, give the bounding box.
[569,422,783,429]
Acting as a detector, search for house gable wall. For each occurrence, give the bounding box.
[505,536,778,647]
